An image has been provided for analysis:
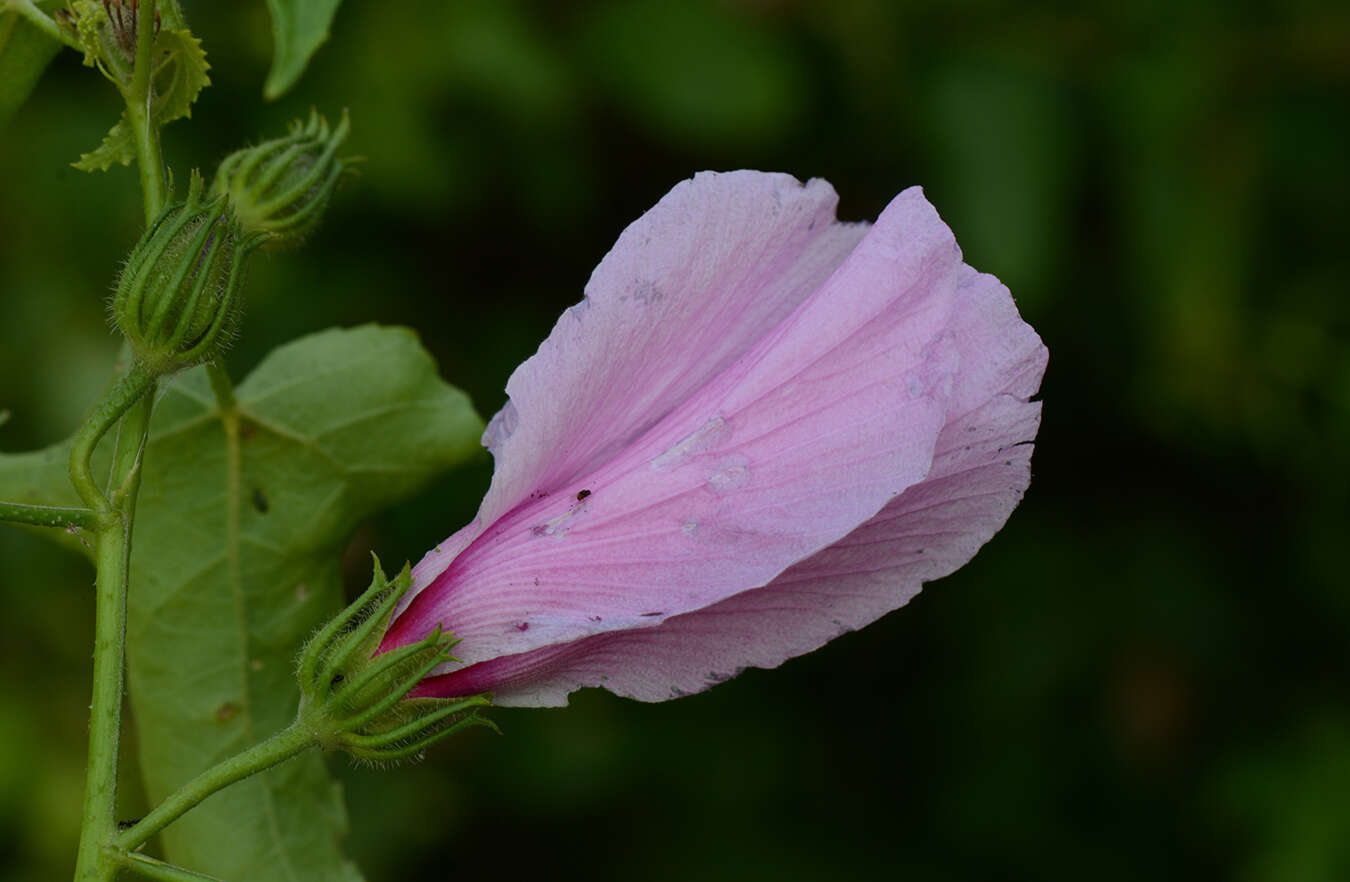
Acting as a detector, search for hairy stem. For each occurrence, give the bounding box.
[125,0,165,222]
[110,394,154,508]
[112,721,318,853]
[205,361,237,412]
[72,511,134,881]
[0,500,98,529]
[68,363,156,513]
[71,364,157,882]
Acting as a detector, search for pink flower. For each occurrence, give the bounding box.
[382,171,1047,707]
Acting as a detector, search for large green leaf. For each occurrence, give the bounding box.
[1,325,483,878]
[263,0,343,100]
[130,324,481,878]
[0,5,62,126]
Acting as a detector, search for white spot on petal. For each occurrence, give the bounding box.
[706,463,750,493]
[651,416,730,471]
[530,508,577,537]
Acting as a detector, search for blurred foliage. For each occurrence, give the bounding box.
[1,0,1348,879]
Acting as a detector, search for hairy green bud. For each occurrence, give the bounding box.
[112,172,264,374]
[296,556,495,762]
[212,110,355,248]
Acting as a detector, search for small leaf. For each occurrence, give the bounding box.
[0,8,63,126]
[72,115,134,170]
[263,0,343,101]
[151,26,209,125]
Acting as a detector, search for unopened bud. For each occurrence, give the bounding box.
[296,556,495,762]
[113,172,264,374]
[212,110,355,248]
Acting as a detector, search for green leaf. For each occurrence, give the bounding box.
[73,115,134,171]
[2,325,483,878]
[263,0,343,101]
[129,325,481,878]
[151,26,209,125]
[71,24,209,172]
[0,7,63,126]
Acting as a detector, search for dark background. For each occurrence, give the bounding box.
[2,0,1349,879]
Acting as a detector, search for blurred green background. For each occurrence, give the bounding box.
[3,0,1349,879]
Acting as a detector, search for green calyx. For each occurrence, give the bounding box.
[296,556,496,762]
[212,109,356,248]
[112,171,265,374]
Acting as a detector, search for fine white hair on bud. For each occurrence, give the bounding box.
[112,171,267,375]
[294,555,496,762]
[212,109,357,249]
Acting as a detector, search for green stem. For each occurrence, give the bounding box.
[126,98,166,224]
[72,506,135,881]
[125,0,165,223]
[68,363,157,513]
[112,721,318,853]
[110,393,154,509]
[205,362,237,411]
[70,364,157,881]
[7,0,83,50]
[0,500,99,529]
[71,3,173,878]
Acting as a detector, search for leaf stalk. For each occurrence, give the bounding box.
[0,500,100,529]
[111,721,319,854]
[5,0,82,50]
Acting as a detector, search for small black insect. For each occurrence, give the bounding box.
[576,489,592,501]
[251,488,269,513]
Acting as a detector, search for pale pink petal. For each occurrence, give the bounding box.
[384,185,965,668]
[416,265,1047,705]
[407,172,867,592]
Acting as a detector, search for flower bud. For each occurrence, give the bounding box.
[211,110,354,248]
[62,0,149,77]
[112,172,264,374]
[296,556,495,763]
